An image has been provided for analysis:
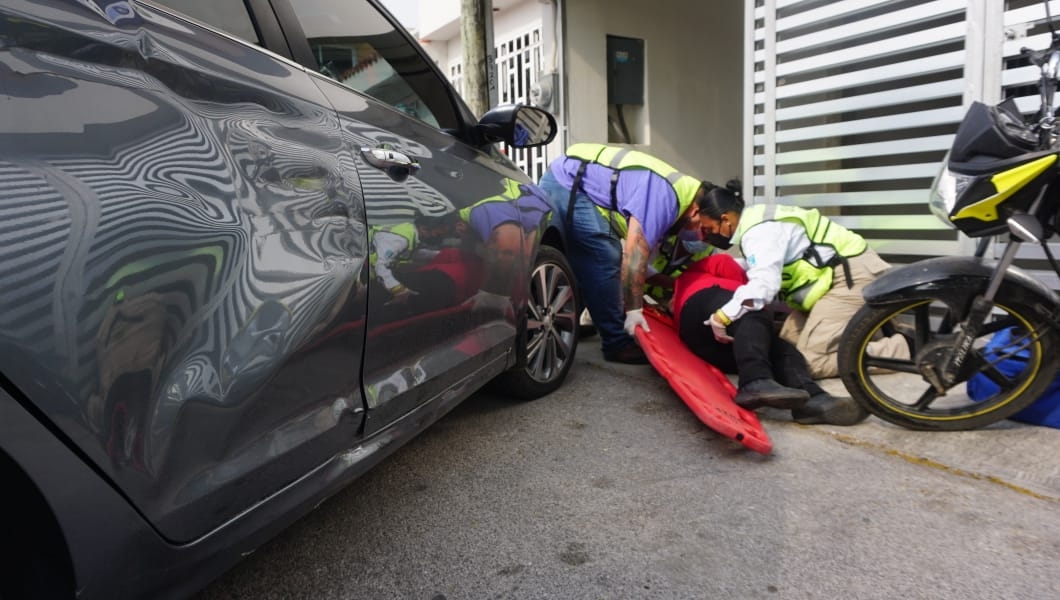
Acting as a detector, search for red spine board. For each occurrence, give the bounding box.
[635,307,773,455]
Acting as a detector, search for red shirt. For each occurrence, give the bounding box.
[671,254,748,325]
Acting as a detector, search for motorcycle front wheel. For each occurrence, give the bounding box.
[838,296,1060,431]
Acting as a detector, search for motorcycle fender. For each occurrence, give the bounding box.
[862,255,1060,310]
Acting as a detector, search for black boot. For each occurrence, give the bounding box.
[733,378,810,410]
[791,392,869,426]
[603,341,649,365]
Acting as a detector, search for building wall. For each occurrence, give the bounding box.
[418,0,548,71]
[562,0,744,184]
[417,0,743,185]
[417,0,459,39]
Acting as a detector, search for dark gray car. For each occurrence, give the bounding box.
[0,1,578,597]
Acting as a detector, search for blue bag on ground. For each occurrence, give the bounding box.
[967,327,1060,428]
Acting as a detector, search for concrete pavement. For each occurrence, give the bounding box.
[200,341,1060,600]
[579,340,1060,502]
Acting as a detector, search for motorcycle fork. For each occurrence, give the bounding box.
[938,239,1022,387]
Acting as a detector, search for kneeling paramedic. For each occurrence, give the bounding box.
[694,180,909,379]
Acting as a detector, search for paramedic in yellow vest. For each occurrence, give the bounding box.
[537,143,710,364]
[369,214,457,303]
[458,179,554,315]
[696,180,909,379]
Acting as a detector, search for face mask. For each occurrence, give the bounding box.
[681,240,712,255]
[677,228,702,242]
[703,232,733,250]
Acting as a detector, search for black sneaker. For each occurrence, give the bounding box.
[791,392,869,426]
[733,378,810,410]
[603,342,649,365]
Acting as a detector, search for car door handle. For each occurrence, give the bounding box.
[359,145,420,182]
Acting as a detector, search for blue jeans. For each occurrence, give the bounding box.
[539,171,632,355]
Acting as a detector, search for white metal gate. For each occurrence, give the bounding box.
[747,0,1060,286]
[448,25,551,183]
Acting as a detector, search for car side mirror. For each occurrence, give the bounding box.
[474,104,557,148]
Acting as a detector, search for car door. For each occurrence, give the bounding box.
[0,0,368,542]
[272,0,537,435]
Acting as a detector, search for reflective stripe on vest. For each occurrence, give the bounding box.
[459,178,525,223]
[733,204,867,311]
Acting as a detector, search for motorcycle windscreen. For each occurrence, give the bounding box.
[949,99,1037,164]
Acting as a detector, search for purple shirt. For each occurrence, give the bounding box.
[549,156,683,249]
[464,186,552,240]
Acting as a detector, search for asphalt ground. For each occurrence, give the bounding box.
[577,340,1060,501]
[197,342,1060,600]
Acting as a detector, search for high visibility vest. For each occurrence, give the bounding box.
[368,222,417,267]
[564,143,701,238]
[732,204,867,311]
[644,236,715,301]
[459,178,525,223]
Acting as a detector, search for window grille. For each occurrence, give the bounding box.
[448,26,551,182]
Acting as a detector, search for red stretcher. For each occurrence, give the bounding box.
[634,306,773,455]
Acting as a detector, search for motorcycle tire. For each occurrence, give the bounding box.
[838,296,1060,431]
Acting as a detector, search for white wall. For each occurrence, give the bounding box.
[418,0,528,42]
[415,0,743,185]
[419,1,556,78]
[417,0,459,40]
[417,0,563,164]
[562,0,743,185]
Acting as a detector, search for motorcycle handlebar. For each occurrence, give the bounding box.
[1021,45,1060,68]
[1021,46,1060,123]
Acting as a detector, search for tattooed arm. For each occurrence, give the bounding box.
[621,215,652,311]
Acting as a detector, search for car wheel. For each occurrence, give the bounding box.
[492,245,579,400]
[1,456,74,600]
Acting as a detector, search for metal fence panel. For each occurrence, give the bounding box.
[748,0,1060,284]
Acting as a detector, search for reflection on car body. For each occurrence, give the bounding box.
[0,0,577,598]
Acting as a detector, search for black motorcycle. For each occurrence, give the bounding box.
[838,5,1060,431]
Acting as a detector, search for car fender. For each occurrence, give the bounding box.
[0,387,171,599]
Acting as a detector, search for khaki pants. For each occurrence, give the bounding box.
[779,249,908,378]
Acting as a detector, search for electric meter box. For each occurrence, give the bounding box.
[606,35,644,105]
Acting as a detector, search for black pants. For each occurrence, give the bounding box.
[677,286,823,395]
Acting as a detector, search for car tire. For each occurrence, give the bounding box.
[492,245,579,400]
[0,457,74,600]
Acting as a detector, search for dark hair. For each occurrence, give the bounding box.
[696,178,744,219]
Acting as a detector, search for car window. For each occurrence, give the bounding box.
[285,0,459,130]
[147,0,259,44]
